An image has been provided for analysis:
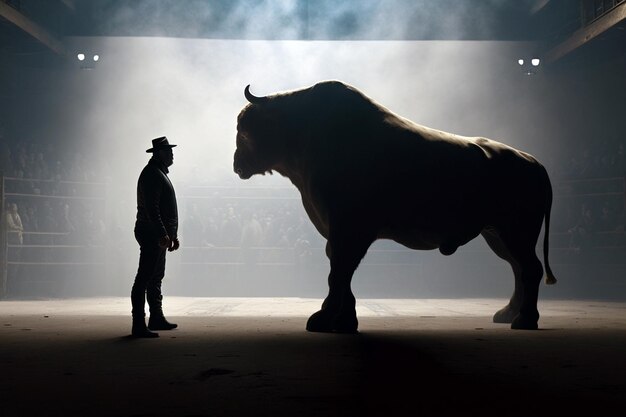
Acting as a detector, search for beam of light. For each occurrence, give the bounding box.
[77,53,85,61]
[54,36,549,299]
[531,58,540,66]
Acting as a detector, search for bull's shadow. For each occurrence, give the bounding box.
[234,80,557,332]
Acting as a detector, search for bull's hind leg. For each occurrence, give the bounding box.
[488,223,544,330]
[509,250,543,330]
[482,229,522,324]
[306,234,373,333]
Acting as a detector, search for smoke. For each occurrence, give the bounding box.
[46,35,552,296]
[13,1,581,298]
[67,2,547,187]
[66,37,544,180]
[88,0,535,40]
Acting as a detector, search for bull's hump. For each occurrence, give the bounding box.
[393,117,472,146]
[470,136,539,165]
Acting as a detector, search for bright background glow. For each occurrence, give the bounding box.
[18,37,574,298]
[66,38,546,185]
[3,1,626,302]
[47,37,555,297]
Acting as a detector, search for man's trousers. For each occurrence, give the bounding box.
[131,227,167,319]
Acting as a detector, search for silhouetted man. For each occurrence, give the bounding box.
[131,136,180,338]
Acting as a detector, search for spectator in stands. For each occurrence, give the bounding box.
[220,206,241,246]
[275,225,291,248]
[33,152,48,179]
[261,212,279,246]
[597,201,617,232]
[23,203,38,244]
[203,207,220,247]
[6,202,24,245]
[0,139,11,175]
[240,210,263,265]
[294,237,313,265]
[182,202,205,247]
[569,203,595,250]
[6,202,24,295]
[34,201,56,262]
[79,207,105,247]
[39,201,56,235]
[56,202,76,244]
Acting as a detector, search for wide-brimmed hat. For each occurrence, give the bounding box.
[146,136,177,153]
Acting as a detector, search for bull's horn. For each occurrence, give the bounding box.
[244,85,268,104]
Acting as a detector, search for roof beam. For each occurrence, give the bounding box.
[59,0,76,13]
[544,0,626,63]
[0,1,67,56]
[530,0,551,15]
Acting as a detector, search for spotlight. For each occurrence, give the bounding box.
[517,56,541,76]
[75,51,100,70]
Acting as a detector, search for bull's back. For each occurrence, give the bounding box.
[334,119,545,241]
[303,112,548,248]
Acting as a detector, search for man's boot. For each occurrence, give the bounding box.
[132,318,159,338]
[148,314,178,330]
[147,287,176,330]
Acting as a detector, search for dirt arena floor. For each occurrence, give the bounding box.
[1,297,625,417]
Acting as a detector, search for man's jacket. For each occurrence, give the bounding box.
[135,158,178,238]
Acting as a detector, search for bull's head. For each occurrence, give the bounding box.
[234,85,288,179]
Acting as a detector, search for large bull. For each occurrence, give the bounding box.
[234,81,557,332]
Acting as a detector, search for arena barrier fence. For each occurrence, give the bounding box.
[1,175,108,298]
[1,175,625,298]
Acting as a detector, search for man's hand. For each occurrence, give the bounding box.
[159,235,171,249]
[168,237,180,252]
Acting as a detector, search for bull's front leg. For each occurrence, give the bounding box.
[306,234,373,333]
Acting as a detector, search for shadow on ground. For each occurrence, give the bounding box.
[1,315,625,416]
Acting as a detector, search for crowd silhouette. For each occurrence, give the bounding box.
[0,126,624,297]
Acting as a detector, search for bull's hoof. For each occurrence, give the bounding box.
[511,314,539,330]
[493,305,519,324]
[306,309,358,334]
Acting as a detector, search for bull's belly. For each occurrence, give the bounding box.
[394,239,439,251]
[378,224,482,254]
[378,229,440,251]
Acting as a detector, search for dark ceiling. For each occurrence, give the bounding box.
[1,0,572,41]
[0,0,625,68]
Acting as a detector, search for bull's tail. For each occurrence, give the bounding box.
[543,173,557,285]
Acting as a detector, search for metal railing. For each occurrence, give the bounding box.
[1,175,108,298]
[1,173,624,298]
